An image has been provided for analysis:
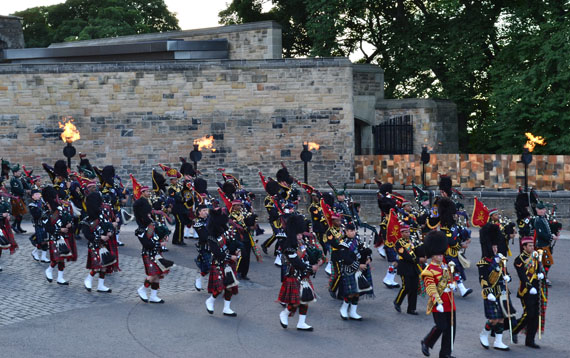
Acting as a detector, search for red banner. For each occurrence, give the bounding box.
[471,197,489,227]
[159,163,181,178]
[130,174,142,200]
[385,208,401,245]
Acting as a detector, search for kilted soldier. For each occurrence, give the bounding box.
[100,165,125,246]
[42,186,72,285]
[512,237,544,349]
[261,180,285,256]
[29,189,50,263]
[194,204,210,291]
[515,189,536,251]
[82,192,117,293]
[205,208,240,317]
[308,191,328,254]
[420,230,457,358]
[134,193,173,303]
[533,202,558,285]
[439,197,473,298]
[394,224,423,315]
[333,223,369,321]
[477,223,510,351]
[0,198,18,271]
[10,164,29,234]
[278,214,320,331]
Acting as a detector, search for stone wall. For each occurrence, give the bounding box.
[0,16,24,50]
[0,58,354,187]
[355,153,570,191]
[375,99,458,154]
[48,21,282,60]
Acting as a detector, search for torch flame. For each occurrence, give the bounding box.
[59,117,80,143]
[524,132,546,152]
[305,142,320,151]
[194,135,215,152]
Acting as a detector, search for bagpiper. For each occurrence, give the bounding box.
[0,188,18,271]
[278,214,320,331]
[477,223,510,351]
[205,207,240,316]
[533,202,558,286]
[9,163,29,233]
[193,204,210,291]
[29,188,50,263]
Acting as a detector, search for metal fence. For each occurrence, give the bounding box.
[373,115,413,154]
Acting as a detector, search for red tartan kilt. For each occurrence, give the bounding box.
[1,226,18,254]
[142,254,169,277]
[106,235,120,272]
[86,247,102,270]
[48,241,63,262]
[64,234,77,262]
[278,276,300,305]
[10,197,27,216]
[207,262,239,295]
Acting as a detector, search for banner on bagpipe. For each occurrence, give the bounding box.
[385,208,401,246]
[130,174,142,200]
[471,197,490,227]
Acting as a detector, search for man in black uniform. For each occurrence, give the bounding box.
[512,236,544,348]
[10,164,29,233]
[394,224,423,315]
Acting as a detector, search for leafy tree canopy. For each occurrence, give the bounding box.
[14,0,180,48]
[220,0,569,154]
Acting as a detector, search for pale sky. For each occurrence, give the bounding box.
[1,0,232,31]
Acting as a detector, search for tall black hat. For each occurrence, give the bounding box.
[265,180,280,196]
[479,222,501,258]
[41,186,58,209]
[152,169,167,193]
[438,197,456,228]
[222,181,236,197]
[379,183,393,196]
[514,191,531,219]
[101,165,115,185]
[54,160,68,178]
[133,197,152,227]
[439,175,453,197]
[207,207,228,238]
[180,158,196,176]
[285,214,306,248]
[276,168,292,184]
[194,178,207,194]
[424,230,448,257]
[322,192,335,207]
[85,192,103,220]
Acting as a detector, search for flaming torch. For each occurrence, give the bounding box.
[520,132,546,192]
[59,117,80,169]
[191,135,216,170]
[300,142,320,184]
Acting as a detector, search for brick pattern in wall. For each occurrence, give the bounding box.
[355,154,570,191]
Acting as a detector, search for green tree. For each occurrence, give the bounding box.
[479,2,570,154]
[13,0,180,47]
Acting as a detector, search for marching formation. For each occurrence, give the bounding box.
[0,156,561,356]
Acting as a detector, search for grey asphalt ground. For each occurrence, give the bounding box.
[1,222,569,358]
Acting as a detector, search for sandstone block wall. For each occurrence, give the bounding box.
[0,58,354,188]
[355,153,570,191]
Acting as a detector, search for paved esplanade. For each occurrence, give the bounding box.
[1,223,568,357]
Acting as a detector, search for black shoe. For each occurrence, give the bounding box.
[57,281,69,286]
[117,242,125,247]
[394,302,401,313]
[261,246,268,254]
[18,226,27,233]
[461,288,473,297]
[223,312,237,317]
[161,247,169,252]
[512,333,518,344]
[407,310,418,315]
[421,340,430,357]
[297,326,313,331]
[526,342,540,349]
[97,288,112,293]
[12,226,21,234]
[240,276,250,281]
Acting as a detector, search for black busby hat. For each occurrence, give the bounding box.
[222,181,236,196]
[285,214,306,246]
[479,222,501,258]
[424,230,448,257]
[379,183,393,195]
[85,192,103,220]
[101,165,115,185]
[265,179,280,196]
[437,197,456,228]
[180,161,196,176]
[133,197,152,227]
[438,175,453,197]
[41,185,58,209]
[194,177,207,194]
[276,168,290,183]
[322,192,335,207]
[152,169,167,193]
[54,160,68,178]
[207,207,229,238]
